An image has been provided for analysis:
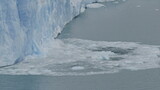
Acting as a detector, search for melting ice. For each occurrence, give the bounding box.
[0,0,160,76]
[0,39,160,76]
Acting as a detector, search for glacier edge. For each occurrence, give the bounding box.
[0,0,109,66]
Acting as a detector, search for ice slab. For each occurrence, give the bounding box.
[86,3,105,8]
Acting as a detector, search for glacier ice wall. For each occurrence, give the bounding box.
[0,0,108,66]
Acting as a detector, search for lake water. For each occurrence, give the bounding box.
[58,0,160,45]
[1,0,160,90]
[1,69,160,90]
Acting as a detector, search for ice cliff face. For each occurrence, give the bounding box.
[0,0,108,66]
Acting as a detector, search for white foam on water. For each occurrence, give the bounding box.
[0,38,160,76]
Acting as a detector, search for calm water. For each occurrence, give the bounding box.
[58,0,160,45]
[0,69,160,90]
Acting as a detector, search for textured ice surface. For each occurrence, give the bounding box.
[0,0,110,66]
[0,39,160,76]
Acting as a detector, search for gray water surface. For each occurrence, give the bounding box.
[58,0,160,45]
[1,69,160,90]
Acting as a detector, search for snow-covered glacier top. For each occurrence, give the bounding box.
[0,0,108,67]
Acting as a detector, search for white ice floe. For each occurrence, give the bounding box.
[86,3,105,8]
[71,66,85,70]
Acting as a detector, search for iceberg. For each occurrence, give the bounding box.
[0,0,109,67]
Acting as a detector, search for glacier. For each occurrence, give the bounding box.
[0,0,109,67]
[0,0,160,76]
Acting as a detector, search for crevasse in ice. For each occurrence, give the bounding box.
[0,0,108,66]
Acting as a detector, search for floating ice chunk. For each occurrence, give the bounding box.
[81,7,86,13]
[86,3,105,8]
[71,66,85,70]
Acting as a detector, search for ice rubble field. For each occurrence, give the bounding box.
[0,0,160,76]
[0,39,160,76]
